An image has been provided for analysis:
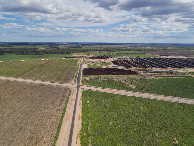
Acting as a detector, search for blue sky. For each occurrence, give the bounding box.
[0,0,194,43]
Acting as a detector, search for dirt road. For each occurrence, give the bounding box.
[1,76,194,105]
[67,63,82,146]
[56,88,82,146]
[1,73,194,146]
[0,76,76,88]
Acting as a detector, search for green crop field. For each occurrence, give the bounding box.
[0,54,73,62]
[83,76,194,99]
[81,90,194,145]
[0,59,77,83]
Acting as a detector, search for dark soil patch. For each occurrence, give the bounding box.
[83,68,138,75]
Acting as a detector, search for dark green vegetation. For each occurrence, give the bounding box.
[0,54,73,61]
[0,43,74,55]
[81,90,194,145]
[1,43,193,57]
[83,76,194,99]
[0,59,77,83]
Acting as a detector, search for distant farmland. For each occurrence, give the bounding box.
[0,59,77,83]
[0,80,70,146]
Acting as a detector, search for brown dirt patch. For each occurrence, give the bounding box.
[83,68,138,75]
[0,80,70,146]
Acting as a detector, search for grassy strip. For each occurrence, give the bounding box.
[84,76,194,99]
[53,89,71,146]
[81,90,194,145]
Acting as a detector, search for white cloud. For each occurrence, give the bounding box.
[0,0,128,27]
[0,15,16,20]
[26,26,51,32]
[72,28,103,33]
[0,0,193,42]
[0,23,23,29]
[112,15,190,35]
[55,27,70,31]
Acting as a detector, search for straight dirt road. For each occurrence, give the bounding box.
[68,63,83,146]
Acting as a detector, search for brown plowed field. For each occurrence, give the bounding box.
[89,56,110,59]
[83,68,138,75]
[0,80,70,146]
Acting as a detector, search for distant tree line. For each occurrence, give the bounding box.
[0,47,136,55]
[0,45,192,55]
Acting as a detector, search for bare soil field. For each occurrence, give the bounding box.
[0,80,70,146]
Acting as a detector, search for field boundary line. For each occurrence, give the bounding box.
[0,76,77,88]
[81,85,194,105]
[1,76,194,105]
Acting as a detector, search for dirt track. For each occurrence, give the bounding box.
[0,76,76,88]
[0,76,193,105]
[81,86,194,105]
[56,88,82,146]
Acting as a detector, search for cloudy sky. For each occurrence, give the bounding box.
[0,0,194,43]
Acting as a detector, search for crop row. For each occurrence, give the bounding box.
[81,90,194,145]
[0,80,70,146]
[0,59,77,83]
[83,76,194,99]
